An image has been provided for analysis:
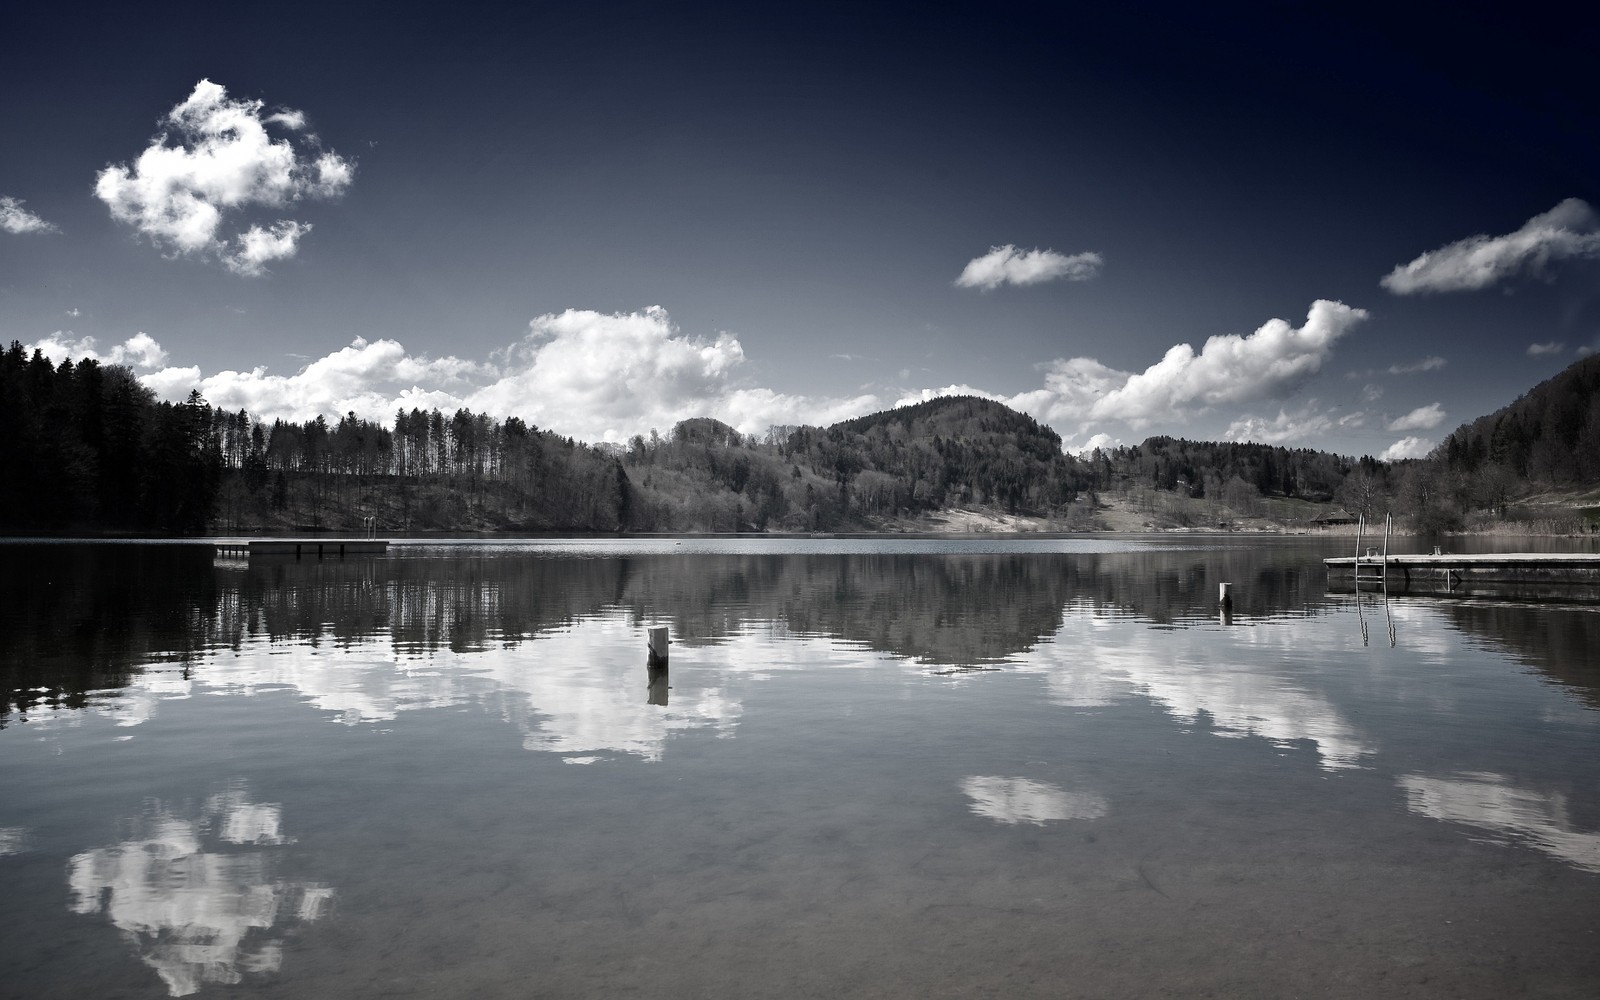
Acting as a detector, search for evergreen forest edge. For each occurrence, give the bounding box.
[5,341,1599,536]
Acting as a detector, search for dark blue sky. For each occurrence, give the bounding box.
[4,1,1597,455]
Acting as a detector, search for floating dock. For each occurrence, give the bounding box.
[1326,552,1600,598]
[214,539,388,559]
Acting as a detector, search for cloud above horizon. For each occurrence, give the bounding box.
[31,332,169,369]
[0,195,58,235]
[1224,403,1335,445]
[29,300,1366,451]
[955,245,1103,290]
[34,308,877,443]
[1381,198,1600,294]
[1380,436,1435,461]
[1386,402,1445,432]
[95,79,353,276]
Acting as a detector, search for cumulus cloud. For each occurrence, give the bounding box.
[69,300,1367,451]
[895,300,1365,441]
[0,195,58,234]
[1527,341,1565,356]
[1066,432,1121,457]
[94,79,352,274]
[1224,403,1334,445]
[1087,300,1365,426]
[91,308,877,442]
[1387,402,1446,432]
[955,245,1102,290]
[1382,198,1600,294]
[472,307,878,441]
[1380,436,1435,461]
[226,220,310,276]
[30,331,169,369]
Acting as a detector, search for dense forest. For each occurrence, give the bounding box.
[0,342,220,532]
[4,344,1598,535]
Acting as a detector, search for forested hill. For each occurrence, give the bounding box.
[8,340,1598,535]
[623,396,1086,531]
[1435,353,1600,484]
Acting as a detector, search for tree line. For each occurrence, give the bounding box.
[6,346,1597,535]
[1,343,220,532]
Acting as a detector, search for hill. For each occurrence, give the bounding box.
[1437,353,1600,485]
[620,396,1088,532]
[8,339,1599,535]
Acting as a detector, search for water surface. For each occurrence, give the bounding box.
[2,538,1598,998]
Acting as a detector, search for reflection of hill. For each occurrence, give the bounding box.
[618,555,1072,665]
[1437,604,1600,710]
[3,544,1344,723]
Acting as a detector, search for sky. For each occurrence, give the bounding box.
[3,1,1598,461]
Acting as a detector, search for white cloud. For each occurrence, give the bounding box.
[1224,402,1334,444]
[1382,198,1600,294]
[0,195,58,234]
[264,109,305,130]
[65,307,81,317]
[899,300,1364,442]
[1089,300,1365,426]
[94,79,352,275]
[122,309,878,441]
[1347,356,1448,379]
[471,307,878,441]
[1390,355,1447,374]
[1527,341,1565,356]
[955,244,1102,290]
[148,336,494,424]
[30,331,169,369]
[1066,432,1121,457]
[116,300,1365,450]
[1387,402,1446,432]
[225,220,310,276]
[1379,436,1434,461]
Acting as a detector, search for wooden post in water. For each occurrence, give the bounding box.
[647,626,669,667]
[1218,582,1232,609]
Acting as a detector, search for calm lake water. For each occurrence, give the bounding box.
[3,536,1599,998]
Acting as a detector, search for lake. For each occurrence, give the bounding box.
[3,536,1599,998]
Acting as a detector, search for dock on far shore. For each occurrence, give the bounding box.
[214,539,388,559]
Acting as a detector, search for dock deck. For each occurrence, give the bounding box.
[1326,552,1600,596]
[215,539,388,559]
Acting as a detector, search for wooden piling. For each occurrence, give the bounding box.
[647,626,669,666]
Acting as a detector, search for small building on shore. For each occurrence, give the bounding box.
[1311,508,1359,528]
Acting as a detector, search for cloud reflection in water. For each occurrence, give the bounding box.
[960,776,1108,825]
[66,787,331,997]
[1398,771,1600,874]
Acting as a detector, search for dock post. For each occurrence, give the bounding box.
[647,626,669,667]
[1218,582,1232,608]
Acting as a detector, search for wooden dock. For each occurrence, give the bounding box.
[214,539,388,559]
[1326,552,1600,596]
